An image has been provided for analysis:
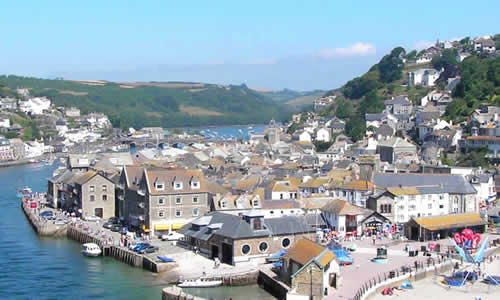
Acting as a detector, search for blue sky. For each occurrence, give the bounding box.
[1,1,499,90]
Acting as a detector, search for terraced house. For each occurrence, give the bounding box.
[136,168,210,235]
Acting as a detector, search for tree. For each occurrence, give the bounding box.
[378,47,406,83]
[335,99,354,119]
[313,141,334,152]
[432,48,458,70]
[345,117,365,141]
[405,50,417,62]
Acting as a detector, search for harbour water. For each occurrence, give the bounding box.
[194,125,266,140]
[0,163,275,300]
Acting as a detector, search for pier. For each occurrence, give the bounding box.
[21,200,67,237]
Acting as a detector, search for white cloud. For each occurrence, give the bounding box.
[414,40,435,50]
[317,42,376,58]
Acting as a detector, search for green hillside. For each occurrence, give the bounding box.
[0,76,291,129]
[319,35,500,140]
[257,89,325,109]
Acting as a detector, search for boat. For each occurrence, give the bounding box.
[16,187,32,198]
[177,278,223,288]
[81,243,102,257]
[157,256,175,263]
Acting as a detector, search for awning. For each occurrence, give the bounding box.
[413,213,486,231]
[154,223,186,231]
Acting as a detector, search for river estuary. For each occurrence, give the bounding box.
[0,163,275,300]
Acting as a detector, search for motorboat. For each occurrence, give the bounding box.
[81,243,102,257]
[17,187,32,198]
[177,278,223,288]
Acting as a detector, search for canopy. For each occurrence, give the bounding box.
[154,223,186,231]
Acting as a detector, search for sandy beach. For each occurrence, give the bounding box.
[371,259,500,300]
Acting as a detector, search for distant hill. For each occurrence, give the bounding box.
[0,76,292,129]
[255,88,325,109]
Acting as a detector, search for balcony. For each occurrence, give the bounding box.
[139,215,145,221]
[138,202,145,209]
[137,189,145,196]
[117,194,124,200]
[116,183,125,190]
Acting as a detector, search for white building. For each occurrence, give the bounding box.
[65,107,81,117]
[19,97,51,115]
[468,174,496,204]
[24,141,45,158]
[0,118,10,128]
[0,136,13,161]
[408,69,441,87]
[315,127,331,142]
[321,199,366,236]
[87,113,111,129]
[298,131,312,143]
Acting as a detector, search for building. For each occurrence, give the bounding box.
[136,168,210,235]
[408,69,441,87]
[315,127,331,142]
[0,136,13,161]
[65,107,81,117]
[0,118,10,128]
[377,137,417,164]
[384,96,412,115]
[73,171,116,220]
[281,239,339,298]
[321,199,366,235]
[404,213,486,241]
[177,211,316,265]
[269,179,300,200]
[373,173,478,216]
[467,174,496,205]
[459,136,500,158]
[333,180,378,207]
[19,97,51,115]
[8,138,25,160]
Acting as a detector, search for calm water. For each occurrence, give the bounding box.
[195,125,266,140]
[0,163,275,300]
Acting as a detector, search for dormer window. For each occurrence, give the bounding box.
[191,181,200,189]
[253,200,259,207]
[221,201,227,208]
[155,182,165,191]
[174,181,183,190]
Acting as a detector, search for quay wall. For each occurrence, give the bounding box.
[21,202,67,237]
[162,287,205,300]
[258,269,289,300]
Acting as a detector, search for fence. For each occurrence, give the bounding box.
[349,256,452,300]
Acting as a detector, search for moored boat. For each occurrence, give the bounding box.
[177,278,223,288]
[16,186,32,198]
[81,243,102,257]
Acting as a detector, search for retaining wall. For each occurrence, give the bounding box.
[21,202,67,237]
[162,287,205,300]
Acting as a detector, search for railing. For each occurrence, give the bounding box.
[137,189,145,196]
[138,202,145,209]
[349,256,451,300]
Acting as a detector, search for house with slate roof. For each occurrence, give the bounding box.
[372,173,479,218]
[321,199,367,235]
[280,239,339,298]
[177,211,316,265]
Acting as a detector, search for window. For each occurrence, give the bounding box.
[174,182,183,190]
[191,181,200,189]
[193,208,199,216]
[398,205,405,210]
[159,211,165,218]
[155,182,164,190]
[90,195,95,201]
[175,210,182,217]
[259,241,269,253]
[90,186,95,192]
[254,218,262,230]
[439,204,444,209]
[282,238,291,248]
[176,197,182,204]
[253,200,259,207]
[409,204,416,211]
[290,210,294,214]
[427,195,432,201]
[221,201,227,208]
[410,195,416,201]
[102,195,107,201]
[280,193,283,200]
[102,185,107,192]
[428,203,432,209]
[159,198,165,205]
[241,244,251,255]
[192,197,199,204]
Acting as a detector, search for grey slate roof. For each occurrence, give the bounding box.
[365,113,385,121]
[178,212,318,240]
[384,96,411,106]
[373,173,477,194]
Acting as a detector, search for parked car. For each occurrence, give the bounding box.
[40,210,55,220]
[83,215,101,222]
[110,224,122,232]
[139,245,159,254]
[53,218,67,225]
[161,231,184,241]
[108,217,119,224]
[133,243,151,252]
[102,222,113,229]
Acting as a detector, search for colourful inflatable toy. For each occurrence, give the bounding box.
[453,229,481,249]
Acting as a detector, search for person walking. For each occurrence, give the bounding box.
[372,234,376,245]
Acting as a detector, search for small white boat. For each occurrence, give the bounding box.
[81,243,102,257]
[178,278,223,288]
